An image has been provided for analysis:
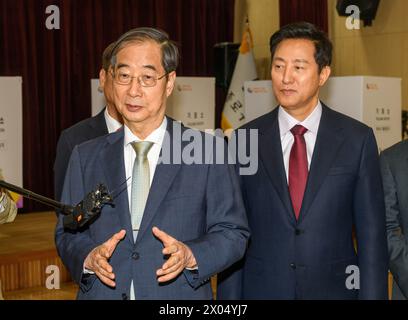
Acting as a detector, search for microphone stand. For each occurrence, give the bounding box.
[0,179,74,215]
[0,180,113,230]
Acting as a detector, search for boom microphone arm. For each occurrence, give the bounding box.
[0,179,74,214]
[0,180,114,230]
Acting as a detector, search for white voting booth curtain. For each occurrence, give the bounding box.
[166,77,215,131]
[91,77,215,131]
[0,77,23,207]
[244,77,402,151]
[320,76,402,151]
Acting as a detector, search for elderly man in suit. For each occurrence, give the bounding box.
[218,22,388,300]
[380,139,408,300]
[55,27,249,300]
[54,42,122,201]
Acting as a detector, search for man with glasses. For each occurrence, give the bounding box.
[54,42,123,201]
[55,27,249,300]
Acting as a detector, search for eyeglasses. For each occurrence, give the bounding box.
[110,70,168,87]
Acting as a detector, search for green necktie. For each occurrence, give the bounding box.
[130,141,153,241]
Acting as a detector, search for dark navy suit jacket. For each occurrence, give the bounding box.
[54,109,108,201]
[55,117,250,300]
[380,140,408,300]
[218,104,388,300]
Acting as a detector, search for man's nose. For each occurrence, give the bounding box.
[128,77,143,97]
[282,68,293,84]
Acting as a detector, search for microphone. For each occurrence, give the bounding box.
[62,184,114,230]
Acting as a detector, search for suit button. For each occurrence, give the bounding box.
[132,252,140,260]
[295,229,303,236]
[290,263,296,269]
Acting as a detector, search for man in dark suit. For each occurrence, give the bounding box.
[55,27,249,300]
[53,42,122,201]
[218,22,388,300]
[380,140,408,300]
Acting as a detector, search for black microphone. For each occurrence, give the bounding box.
[62,184,114,230]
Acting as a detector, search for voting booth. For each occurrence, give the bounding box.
[244,76,402,151]
[320,76,402,151]
[244,80,277,123]
[0,77,23,207]
[91,77,215,131]
[166,77,215,131]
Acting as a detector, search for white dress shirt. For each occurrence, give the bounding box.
[104,107,122,133]
[278,101,322,183]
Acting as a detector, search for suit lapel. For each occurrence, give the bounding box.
[135,118,182,243]
[298,105,346,223]
[259,109,297,225]
[100,129,134,244]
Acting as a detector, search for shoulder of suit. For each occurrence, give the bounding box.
[381,139,408,159]
[76,130,120,152]
[321,103,372,136]
[61,113,103,136]
[239,107,278,131]
[59,112,106,143]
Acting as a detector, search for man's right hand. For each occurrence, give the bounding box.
[83,229,126,287]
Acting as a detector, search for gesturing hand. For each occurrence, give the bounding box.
[83,229,126,287]
[152,226,197,283]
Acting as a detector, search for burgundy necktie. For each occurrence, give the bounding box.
[289,125,308,220]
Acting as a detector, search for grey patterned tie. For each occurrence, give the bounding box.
[130,141,153,242]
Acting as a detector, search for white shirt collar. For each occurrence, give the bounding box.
[104,107,122,133]
[278,100,322,137]
[124,116,167,147]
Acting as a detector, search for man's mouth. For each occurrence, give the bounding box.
[125,103,143,111]
[280,89,297,96]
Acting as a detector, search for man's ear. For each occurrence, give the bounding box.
[166,71,176,97]
[99,69,106,91]
[319,66,331,87]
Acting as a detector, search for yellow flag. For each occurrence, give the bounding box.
[221,22,258,130]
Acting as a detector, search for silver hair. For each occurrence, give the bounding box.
[110,27,179,74]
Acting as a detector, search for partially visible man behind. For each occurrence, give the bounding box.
[54,42,123,201]
[0,170,17,225]
[380,139,408,300]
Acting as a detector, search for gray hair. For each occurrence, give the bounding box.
[110,27,179,74]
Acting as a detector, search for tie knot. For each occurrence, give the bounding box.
[291,125,308,136]
[131,141,154,159]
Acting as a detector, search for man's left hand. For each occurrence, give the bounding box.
[152,226,197,283]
